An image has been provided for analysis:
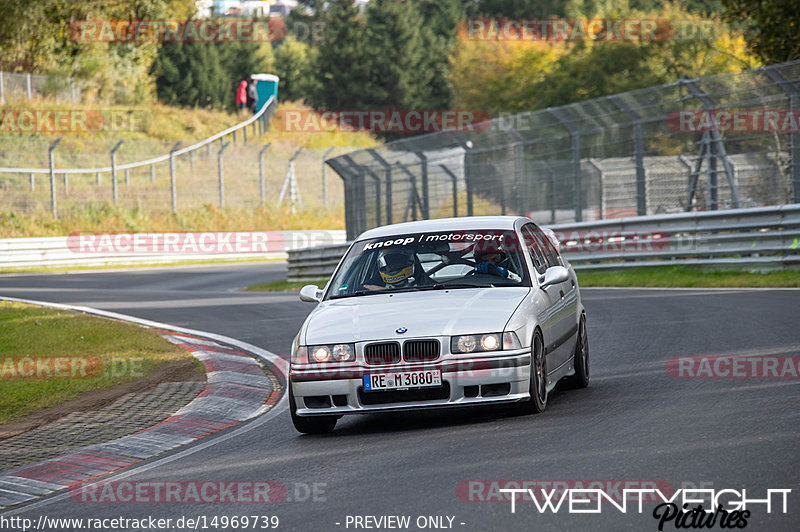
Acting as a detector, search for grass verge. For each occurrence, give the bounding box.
[0,301,203,425]
[0,204,345,238]
[244,279,328,292]
[577,266,800,288]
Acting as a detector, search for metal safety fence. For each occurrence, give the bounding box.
[0,99,352,219]
[0,71,82,104]
[327,61,800,241]
[286,205,800,281]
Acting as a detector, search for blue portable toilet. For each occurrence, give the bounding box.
[251,74,279,110]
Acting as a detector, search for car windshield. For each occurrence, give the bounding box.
[326,229,530,300]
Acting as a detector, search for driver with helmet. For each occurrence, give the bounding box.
[363,248,419,291]
[472,239,522,282]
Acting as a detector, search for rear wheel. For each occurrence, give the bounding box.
[522,331,547,414]
[563,313,589,389]
[290,387,337,434]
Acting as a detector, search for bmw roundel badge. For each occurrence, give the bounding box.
[396,327,408,334]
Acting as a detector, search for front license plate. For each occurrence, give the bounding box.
[363,370,442,391]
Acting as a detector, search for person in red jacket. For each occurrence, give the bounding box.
[236,80,248,113]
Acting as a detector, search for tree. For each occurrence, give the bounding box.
[220,40,274,88]
[465,0,723,18]
[415,0,466,109]
[360,0,427,109]
[285,0,324,44]
[310,0,370,110]
[153,39,227,108]
[450,40,566,113]
[0,0,180,104]
[535,41,662,108]
[152,25,274,110]
[720,0,800,63]
[450,1,757,114]
[466,0,574,17]
[274,35,314,102]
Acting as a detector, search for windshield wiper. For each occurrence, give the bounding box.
[329,290,367,299]
[416,282,485,290]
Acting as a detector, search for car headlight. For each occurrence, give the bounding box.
[297,343,355,364]
[450,332,522,353]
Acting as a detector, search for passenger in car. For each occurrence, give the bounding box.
[472,241,522,282]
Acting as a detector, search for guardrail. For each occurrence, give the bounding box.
[286,205,800,281]
[0,230,345,269]
[288,243,352,281]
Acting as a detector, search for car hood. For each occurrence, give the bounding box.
[303,287,530,344]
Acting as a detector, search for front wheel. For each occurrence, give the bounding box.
[290,387,337,434]
[563,313,589,389]
[521,331,547,414]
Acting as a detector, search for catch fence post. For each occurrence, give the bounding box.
[169,141,182,212]
[110,140,124,204]
[48,137,63,218]
[218,141,230,208]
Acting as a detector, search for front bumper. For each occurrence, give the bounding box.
[290,350,531,416]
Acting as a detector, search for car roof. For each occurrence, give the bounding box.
[356,216,529,241]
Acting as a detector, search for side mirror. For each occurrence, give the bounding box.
[299,284,323,303]
[539,266,569,289]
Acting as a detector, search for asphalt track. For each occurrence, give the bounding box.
[0,263,798,531]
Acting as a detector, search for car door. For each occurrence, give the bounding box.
[522,224,575,370]
[521,224,564,371]
[540,225,579,357]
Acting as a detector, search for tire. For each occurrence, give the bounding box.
[289,387,337,434]
[563,313,589,389]
[521,330,547,414]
